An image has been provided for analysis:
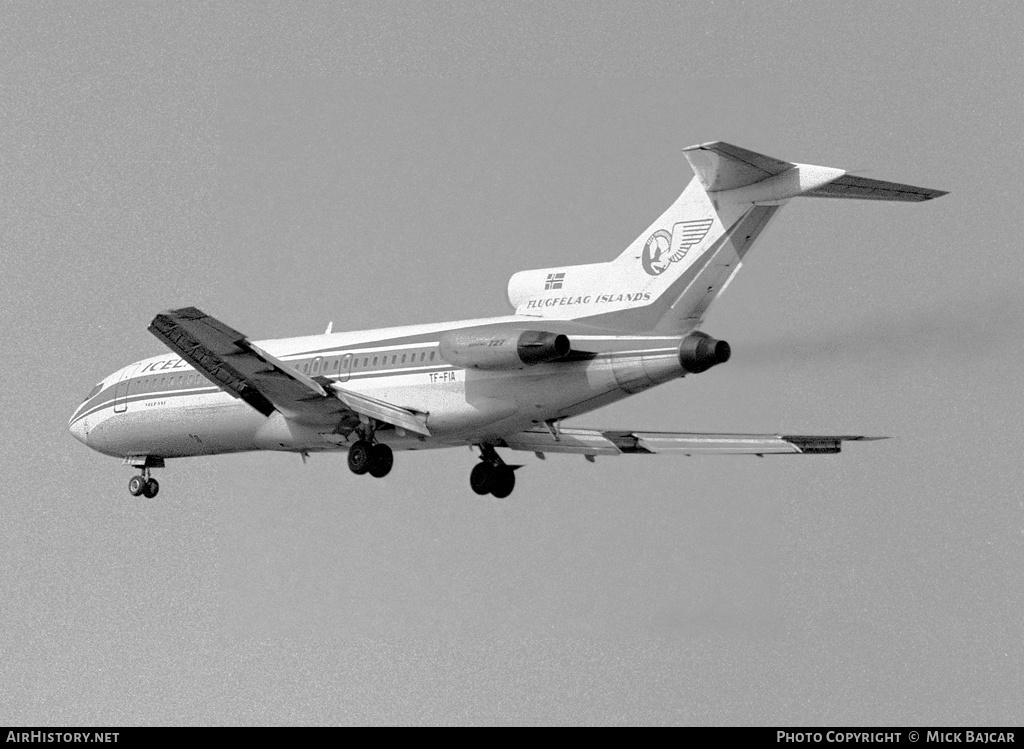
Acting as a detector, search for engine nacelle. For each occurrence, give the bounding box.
[439,327,570,370]
[679,332,731,374]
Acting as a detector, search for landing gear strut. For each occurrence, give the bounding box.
[347,422,394,479]
[471,445,517,498]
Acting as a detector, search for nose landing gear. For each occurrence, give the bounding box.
[126,457,163,498]
[471,445,518,498]
[128,474,159,498]
[128,463,161,497]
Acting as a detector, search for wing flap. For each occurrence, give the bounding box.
[500,427,882,456]
[329,384,431,437]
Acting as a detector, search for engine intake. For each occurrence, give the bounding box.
[439,327,570,370]
[679,332,731,374]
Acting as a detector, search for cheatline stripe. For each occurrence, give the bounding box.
[69,363,459,425]
[284,335,670,359]
[71,347,682,425]
[286,325,693,359]
[72,382,215,424]
[70,386,225,426]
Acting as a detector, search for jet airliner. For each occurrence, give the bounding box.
[69,141,945,498]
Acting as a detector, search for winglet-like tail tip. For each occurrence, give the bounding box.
[683,141,947,202]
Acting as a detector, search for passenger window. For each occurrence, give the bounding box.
[401,354,406,364]
[363,358,368,367]
[391,355,397,365]
[420,352,425,362]
[302,363,309,373]
[372,356,378,366]
[429,351,435,361]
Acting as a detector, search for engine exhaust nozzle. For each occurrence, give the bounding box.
[679,332,731,374]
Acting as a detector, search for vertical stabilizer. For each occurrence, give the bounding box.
[506,141,945,332]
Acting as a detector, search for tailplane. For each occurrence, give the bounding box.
[507,141,945,332]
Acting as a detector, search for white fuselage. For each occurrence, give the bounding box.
[69,314,690,461]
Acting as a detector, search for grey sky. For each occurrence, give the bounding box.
[2,1,1022,725]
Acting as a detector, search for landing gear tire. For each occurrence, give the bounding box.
[347,440,374,475]
[142,478,160,498]
[489,465,516,498]
[368,444,394,478]
[470,462,493,495]
[470,462,516,498]
[128,475,145,497]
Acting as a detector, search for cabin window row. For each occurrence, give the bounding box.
[134,374,204,391]
[300,349,437,375]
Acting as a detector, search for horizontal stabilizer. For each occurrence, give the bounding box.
[802,174,947,202]
[683,141,947,203]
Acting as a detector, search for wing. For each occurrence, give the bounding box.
[148,307,430,435]
[498,427,882,457]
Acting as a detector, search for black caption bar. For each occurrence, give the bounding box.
[1,727,1020,736]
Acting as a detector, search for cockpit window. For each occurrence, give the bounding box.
[82,383,102,403]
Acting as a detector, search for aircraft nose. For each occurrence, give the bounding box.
[69,415,88,446]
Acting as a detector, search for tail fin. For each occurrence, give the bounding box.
[507,141,946,332]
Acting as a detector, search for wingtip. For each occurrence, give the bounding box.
[156,306,207,320]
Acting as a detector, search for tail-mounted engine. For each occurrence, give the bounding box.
[439,327,570,370]
[679,332,731,374]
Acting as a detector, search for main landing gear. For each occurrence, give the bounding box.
[470,445,517,498]
[347,439,394,479]
[128,469,159,498]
